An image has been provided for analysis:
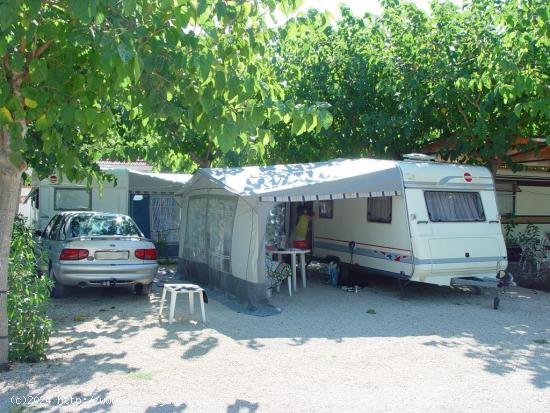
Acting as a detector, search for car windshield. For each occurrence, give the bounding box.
[68,215,141,237]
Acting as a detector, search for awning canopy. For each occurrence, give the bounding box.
[194,158,404,202]
[128,170,192,194]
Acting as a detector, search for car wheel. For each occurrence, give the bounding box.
[48,267,65,299]
[135,283,152,296]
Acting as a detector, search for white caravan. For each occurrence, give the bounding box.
[311,156,508,289]
[176,156,509,310]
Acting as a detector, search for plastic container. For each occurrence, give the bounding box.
[293,240,309,249]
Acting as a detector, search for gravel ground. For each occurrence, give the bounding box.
[1,275,549,413]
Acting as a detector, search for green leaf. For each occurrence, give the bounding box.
[27,0,42,19]
[0,2,18,30]
[291,116,306,135]
[481,73,492,90]
[123,0,137,17]
[11,53,25,71]
[318,109,333,129]
[219,122,238,152]
[133,56,141,83]
[199,86,215,111]
[250,106,266,126]
[29,59,47,83]
[227,75,240,100]
[117,43,134,63]
[199,55,211,82]
[61,105,75,124]
[35,114,48,131]
[513,103,522,118]
[175,9,191,28]
[24,97,38,109]
[215,71,225,90]
[69,0,92,22]
[0,107,13,124]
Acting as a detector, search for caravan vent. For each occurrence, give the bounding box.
[402,153,436,162]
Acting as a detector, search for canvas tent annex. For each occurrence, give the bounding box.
[177,158,405,304]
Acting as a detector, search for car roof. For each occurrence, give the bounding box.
[57,211,129,218]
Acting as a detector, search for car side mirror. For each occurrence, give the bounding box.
[34,230,43,237]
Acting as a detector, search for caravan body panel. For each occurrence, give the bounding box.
[312,196,414,278]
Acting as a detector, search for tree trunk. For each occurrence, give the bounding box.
[1,68,29,367]
[0,157,22,367]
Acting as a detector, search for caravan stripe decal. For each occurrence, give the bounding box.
[413,256,508,264]
[315,236,411,252]
[259,190,401,202]
[314,240,506,266]
[314,241,413,264]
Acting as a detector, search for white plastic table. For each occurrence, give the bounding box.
[274,249,310,291]
[158,283,206,324]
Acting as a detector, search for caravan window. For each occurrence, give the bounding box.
[367,197,392,223]
[425,191,485,222]
[54,188,91,211]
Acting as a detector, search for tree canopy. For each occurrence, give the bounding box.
[0,0,332,180]
[267,0,550,171]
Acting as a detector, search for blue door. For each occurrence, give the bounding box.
[130,193,151,238]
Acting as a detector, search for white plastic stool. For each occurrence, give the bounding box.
[158,283,206,324]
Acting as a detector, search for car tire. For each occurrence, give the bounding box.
[48,267,65,299]
[135,283,152,296]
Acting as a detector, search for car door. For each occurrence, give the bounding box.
[47,214,67,266]
[37,214,60,272]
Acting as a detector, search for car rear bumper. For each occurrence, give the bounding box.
[53,262,158,286]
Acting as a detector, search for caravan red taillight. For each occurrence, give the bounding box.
[60,248,89,260]
[135,249,157,260]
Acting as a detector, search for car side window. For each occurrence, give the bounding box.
[42,215,58,238]
[49,215,65,240]
[59,217,68,241]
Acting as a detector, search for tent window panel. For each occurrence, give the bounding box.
[367,196,392,223]
[54,188,91,211]
[184,197,208,264]
[266,203,286,248]
[151,195,180,243]
[206,197,237,273]
[425,191,485,222]
[496,191,515,216]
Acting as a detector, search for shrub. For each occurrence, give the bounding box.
[8,215,53,362]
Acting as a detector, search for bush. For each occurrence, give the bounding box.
[8,215,53,362]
